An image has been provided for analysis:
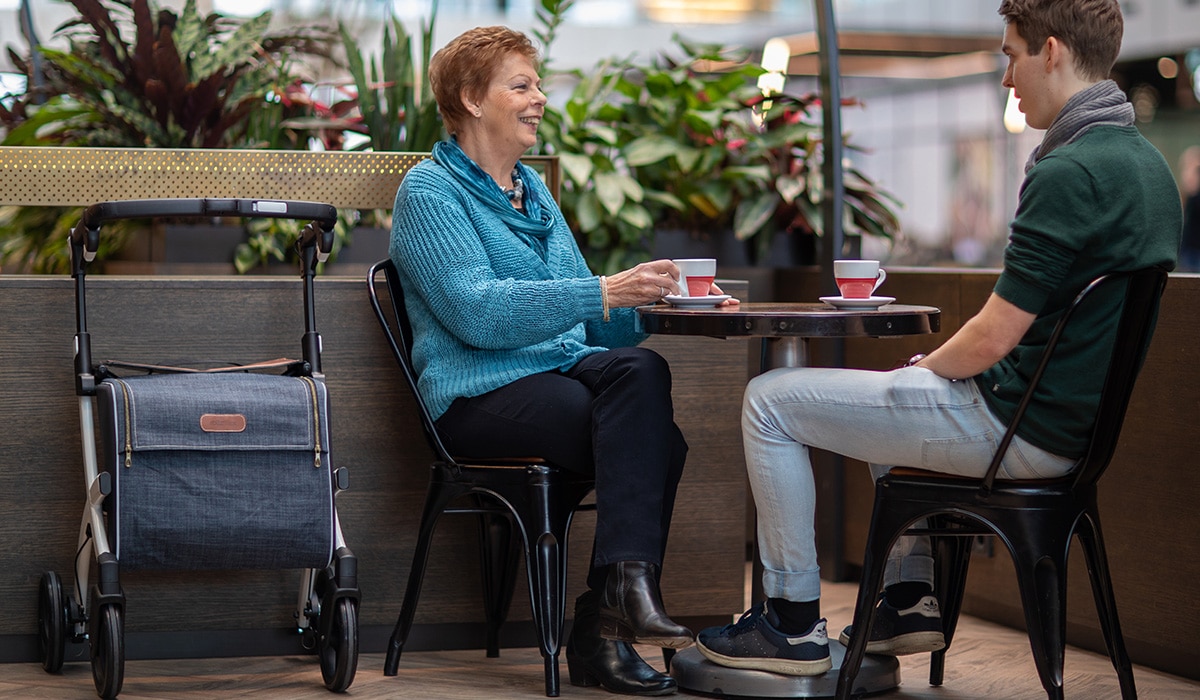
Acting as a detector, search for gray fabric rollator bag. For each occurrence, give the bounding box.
[95,372,335,571]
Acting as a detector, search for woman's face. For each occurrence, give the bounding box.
[464,52,546,157]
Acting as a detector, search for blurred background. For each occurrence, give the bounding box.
[3,0,1198,269]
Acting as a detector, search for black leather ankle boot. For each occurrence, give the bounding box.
[567,590,677,696]
[599,561,693,649]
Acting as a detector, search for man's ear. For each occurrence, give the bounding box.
[1044,36,1070,74]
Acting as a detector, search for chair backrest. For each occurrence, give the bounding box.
[367,258,457,465]
[982,267,1169,493]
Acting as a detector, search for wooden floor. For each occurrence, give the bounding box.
[5,578,1198,700]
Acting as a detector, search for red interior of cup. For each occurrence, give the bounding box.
[685,275,716,297]
[836,277,876,299]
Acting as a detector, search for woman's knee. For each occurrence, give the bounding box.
[611,345,671,376]
[581,346,674,396]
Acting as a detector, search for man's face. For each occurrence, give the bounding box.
[1001,24,1055,130]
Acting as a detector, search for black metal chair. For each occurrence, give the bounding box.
[367,258,595,697]
[836,268,1169,700]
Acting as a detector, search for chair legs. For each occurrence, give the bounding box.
[518,468,587,697]
[840,480,1136,700]
[383,480,462,676]
[1006,513,1069,700]
[928,529,973,686]
[836,499,911,700]
[477,501,521,658]
[386,466,589,698]
[1076,511,1137,699]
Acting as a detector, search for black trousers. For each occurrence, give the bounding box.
[436,346,688,590]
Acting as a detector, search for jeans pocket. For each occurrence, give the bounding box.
[921,431,997,476]
[996,438,1077,479]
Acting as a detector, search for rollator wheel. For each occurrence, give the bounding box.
[90,603,124,699]
[37,571,67,673]
[318,597,358,692]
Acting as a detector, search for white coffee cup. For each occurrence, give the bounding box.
[673,258,716,298]
[833,259,886,299]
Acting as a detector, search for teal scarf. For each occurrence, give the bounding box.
[432,138,554,257]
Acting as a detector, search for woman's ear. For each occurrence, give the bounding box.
[461,92,481,118]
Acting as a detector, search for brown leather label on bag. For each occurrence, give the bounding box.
[200,413,247,433]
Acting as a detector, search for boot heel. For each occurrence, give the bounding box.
[566,655,601,687]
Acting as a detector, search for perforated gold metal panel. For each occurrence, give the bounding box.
[0,147,561,209]
[0,147,429,209]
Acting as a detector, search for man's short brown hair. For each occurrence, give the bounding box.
[998,0,1124,81]
[428,26,541,135]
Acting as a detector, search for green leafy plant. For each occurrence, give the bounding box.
[235,10,445,273]
[0,0,337,274]
[532,0,900,273]
[337,13,441,153]
[275,11,442,153]
[1,0,335,149]
[537,57,652,274]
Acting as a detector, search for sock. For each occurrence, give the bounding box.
[883,581,932,609]
[765,597,820,635]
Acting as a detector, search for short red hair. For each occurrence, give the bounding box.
[428,26,541,135]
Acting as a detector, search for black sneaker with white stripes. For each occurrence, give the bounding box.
[696,602,832,676]
[838,594,946,656]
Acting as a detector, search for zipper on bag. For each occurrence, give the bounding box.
[299,376,322,468]
[115,379,133,468]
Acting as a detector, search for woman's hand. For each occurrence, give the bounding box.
[605,260,741,307]
[709,281,740,306]
[605,259,681,307]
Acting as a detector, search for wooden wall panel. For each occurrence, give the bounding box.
[0,275,747,657]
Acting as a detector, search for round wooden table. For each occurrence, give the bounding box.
[638,301,941,370]
[638,300,942,699]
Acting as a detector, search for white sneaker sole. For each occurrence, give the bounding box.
[839,629,946,656]
[697,642,833,676]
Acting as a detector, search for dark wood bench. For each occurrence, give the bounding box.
[0,146,748,666]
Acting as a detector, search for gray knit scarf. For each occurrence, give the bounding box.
[1024,79,1134,174]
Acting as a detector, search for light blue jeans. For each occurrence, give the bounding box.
[742,365,1077,604]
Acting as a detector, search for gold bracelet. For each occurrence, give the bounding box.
[599,276,610,322]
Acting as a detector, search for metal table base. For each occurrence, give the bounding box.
[638,302,939,698]
[670,642,900,698]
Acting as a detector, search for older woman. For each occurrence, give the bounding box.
[389,26,735,696]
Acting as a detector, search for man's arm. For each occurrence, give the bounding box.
[914,293,1036,380]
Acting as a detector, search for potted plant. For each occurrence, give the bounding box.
[236,11,444,273]
[532,0,900,274]
[0,0,336,274]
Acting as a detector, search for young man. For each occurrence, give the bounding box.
[696,0,1182,676]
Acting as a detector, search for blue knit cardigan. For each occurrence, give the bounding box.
[389,158,647,420]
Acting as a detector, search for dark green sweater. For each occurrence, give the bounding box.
[977,125,1181,458]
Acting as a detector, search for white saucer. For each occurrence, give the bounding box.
[820,295,896,309]
[664,294,731,307]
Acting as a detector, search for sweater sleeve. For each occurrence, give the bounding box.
[548,222,648,348]
[995,157,1089,313]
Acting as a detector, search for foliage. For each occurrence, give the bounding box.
[237,10,444,272]
[532,0,901,273]
[0,0,338,274]
[1,0,335,149]
[338,13,441,153]
[234,209,359,274]
[276,12,441,154]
